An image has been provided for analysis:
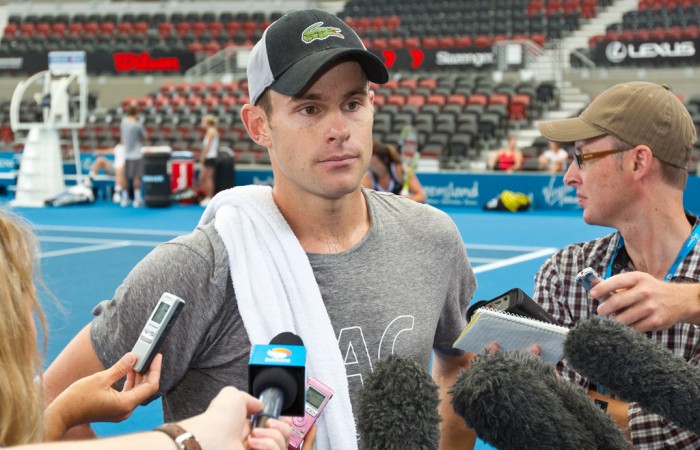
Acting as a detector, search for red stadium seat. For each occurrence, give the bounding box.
[489,94,510,106]
[474,35,492,47]
[417,78,437,90]
[406,94,426,106]
[468,94,488,106]
[446,94,468,105]
[3,23,17,35]
[387,95,406,106]
[398,78,418,89]
[373,94,386,106]
[422,36,439,48]
[387,37,404,48]
[427,94,447,106]
[404,36,421,48]
[455,35,473,47]
[438,36,456,48]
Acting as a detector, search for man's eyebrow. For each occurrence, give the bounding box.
[291,86,369,103]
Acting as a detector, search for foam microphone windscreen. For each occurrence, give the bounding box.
[357,354,441,450]
[450,351,629,450]
[564,316,700,434]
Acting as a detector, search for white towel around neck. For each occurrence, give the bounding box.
[198,185,357,450]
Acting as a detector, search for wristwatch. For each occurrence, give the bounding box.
[154,423,202,450]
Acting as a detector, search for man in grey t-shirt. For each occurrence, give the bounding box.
[44,10,478,449]
[119,104,146,207]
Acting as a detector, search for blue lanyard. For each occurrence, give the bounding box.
[605,224,700,281]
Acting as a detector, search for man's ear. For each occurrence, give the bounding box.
[241,104,271,147]
[630,145,654,179]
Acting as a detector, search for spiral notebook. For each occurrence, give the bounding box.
[453,307,569,365]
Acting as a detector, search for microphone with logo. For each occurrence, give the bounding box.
[450,351,629,450]
[564,316,700,435]
[357,354,441,450]
[249,332,306,428]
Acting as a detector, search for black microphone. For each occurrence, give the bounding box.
[357,354,440,450]
[564,316,700,434]
[450,351,629,450]
[249,332,306,428]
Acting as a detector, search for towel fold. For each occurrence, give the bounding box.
[199,185,357,450]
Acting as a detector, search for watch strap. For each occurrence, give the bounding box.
[154,423,202,450]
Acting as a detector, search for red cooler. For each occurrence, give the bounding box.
[171,151,194,192]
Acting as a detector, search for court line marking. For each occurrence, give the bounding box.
[40,241,134,259]
[472,247,558,274]
[466,243,553,252]
[38,236,164,246]
[35,234,557,267]
[469,257,500,263]
[32,224,190,237]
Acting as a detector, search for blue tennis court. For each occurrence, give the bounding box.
[3,199,613,439]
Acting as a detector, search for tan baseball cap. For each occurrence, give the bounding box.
[537,81,697,169]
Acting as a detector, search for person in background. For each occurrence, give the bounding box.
[534,81,700,447]
[119,105,147,208]
[43,9,477,450]
[0,209,291,449]
[86,144,125,203]
[198,114,220,207]
[538,140,569,173]
[361,140,426,202]
[488,135,523,172]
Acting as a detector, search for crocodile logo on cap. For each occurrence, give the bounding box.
[302,21,344,43]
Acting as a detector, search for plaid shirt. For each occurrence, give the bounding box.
[534,214,700,449]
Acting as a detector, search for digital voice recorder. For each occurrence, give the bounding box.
[132,292,185,373]
[288,377,334,449]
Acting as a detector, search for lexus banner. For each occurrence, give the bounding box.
[593,38,698,66]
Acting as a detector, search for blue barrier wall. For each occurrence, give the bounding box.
[235,167,700,213]
[1,152,699,212]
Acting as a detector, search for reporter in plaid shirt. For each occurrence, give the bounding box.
[535,81,700,449]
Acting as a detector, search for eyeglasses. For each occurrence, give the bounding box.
[573,148,633,168]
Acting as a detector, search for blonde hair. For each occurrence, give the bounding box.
[202,114,218,127]
[0,210,46,445]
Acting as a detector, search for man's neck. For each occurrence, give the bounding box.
[273,188,370,254]
[619,207,692,279]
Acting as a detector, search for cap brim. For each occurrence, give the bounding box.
[537,117,607,144]
[270,48,389,97]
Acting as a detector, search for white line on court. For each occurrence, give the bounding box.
[40,241,135,259]
[468,257,500,263]
[38,236,164,246]
[32,224,189,237]
[466,243,555,252]
[472,247,558,274]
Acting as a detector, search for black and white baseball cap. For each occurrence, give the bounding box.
[247,9,390,105]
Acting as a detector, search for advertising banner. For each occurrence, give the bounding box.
[370,46,496,71]
[0,50,197,74]
[593,38,698,66]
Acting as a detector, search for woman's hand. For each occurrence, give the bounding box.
[44,352,161,440]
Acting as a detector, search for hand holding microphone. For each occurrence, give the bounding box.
[248,332,306,429]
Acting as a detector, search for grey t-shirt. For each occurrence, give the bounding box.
[91,189,475,421]
[120,117,146,160]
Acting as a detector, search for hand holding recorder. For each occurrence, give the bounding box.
[576,268,692,332]
[43,352,162,440]
[289,378,333,450]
